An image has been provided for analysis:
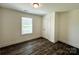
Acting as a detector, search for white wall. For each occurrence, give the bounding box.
[42,12,56,43]
[55,12,60,42]
[68,10,79,48]
[57,10,79,48]
[42,14,50,39]
[0,8,42,48]
[58,12,69,43]
[0,8,2,41]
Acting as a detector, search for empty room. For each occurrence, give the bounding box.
[0,3,79,55]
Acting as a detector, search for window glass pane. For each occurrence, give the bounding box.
[22,17,32,35]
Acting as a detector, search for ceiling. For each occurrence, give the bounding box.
[0,3,79,16]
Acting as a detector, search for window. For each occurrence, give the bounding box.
[22,17,32,35]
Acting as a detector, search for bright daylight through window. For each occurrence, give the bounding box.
[22,17,32,35]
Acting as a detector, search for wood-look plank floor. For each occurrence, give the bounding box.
[0,38,79,55]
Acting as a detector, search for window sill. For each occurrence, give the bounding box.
[21,33,33,36]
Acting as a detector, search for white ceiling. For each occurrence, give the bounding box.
[0,3,79,16]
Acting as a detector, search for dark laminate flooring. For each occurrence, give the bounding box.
[0,38,79,55]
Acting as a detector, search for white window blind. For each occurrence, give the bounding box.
[22,17,32,35]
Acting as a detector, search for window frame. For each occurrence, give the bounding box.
[21,17,33,35]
